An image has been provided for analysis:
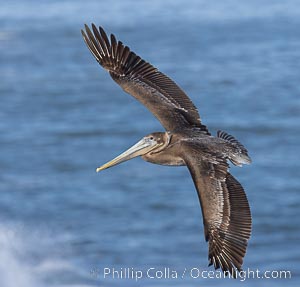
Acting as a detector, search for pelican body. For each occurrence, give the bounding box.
[82,24,252,278]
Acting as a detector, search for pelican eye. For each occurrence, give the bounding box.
[149,136,154,140]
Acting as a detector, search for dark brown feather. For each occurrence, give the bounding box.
[81,24,209,133]
[183,148,251,278]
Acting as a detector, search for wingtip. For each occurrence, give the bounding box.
[84,24,94,37]
[110,33,117,44]
[99,26,105,35]
[92,23,100,36]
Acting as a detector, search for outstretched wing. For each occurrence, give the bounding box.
[81,24,209,133]
[184,150,251,277]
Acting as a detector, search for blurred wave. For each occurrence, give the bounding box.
[0,223,92,287]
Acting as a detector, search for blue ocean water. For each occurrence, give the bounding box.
[0,0,299,286]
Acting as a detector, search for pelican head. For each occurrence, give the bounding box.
[96,132,171,172]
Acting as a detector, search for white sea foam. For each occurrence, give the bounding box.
[0,223,86,287]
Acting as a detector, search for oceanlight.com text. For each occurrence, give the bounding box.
[90,267,292,282]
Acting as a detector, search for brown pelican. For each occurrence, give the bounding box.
[81,24,252,277]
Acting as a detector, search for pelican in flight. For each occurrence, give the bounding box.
[81,24,252,277]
